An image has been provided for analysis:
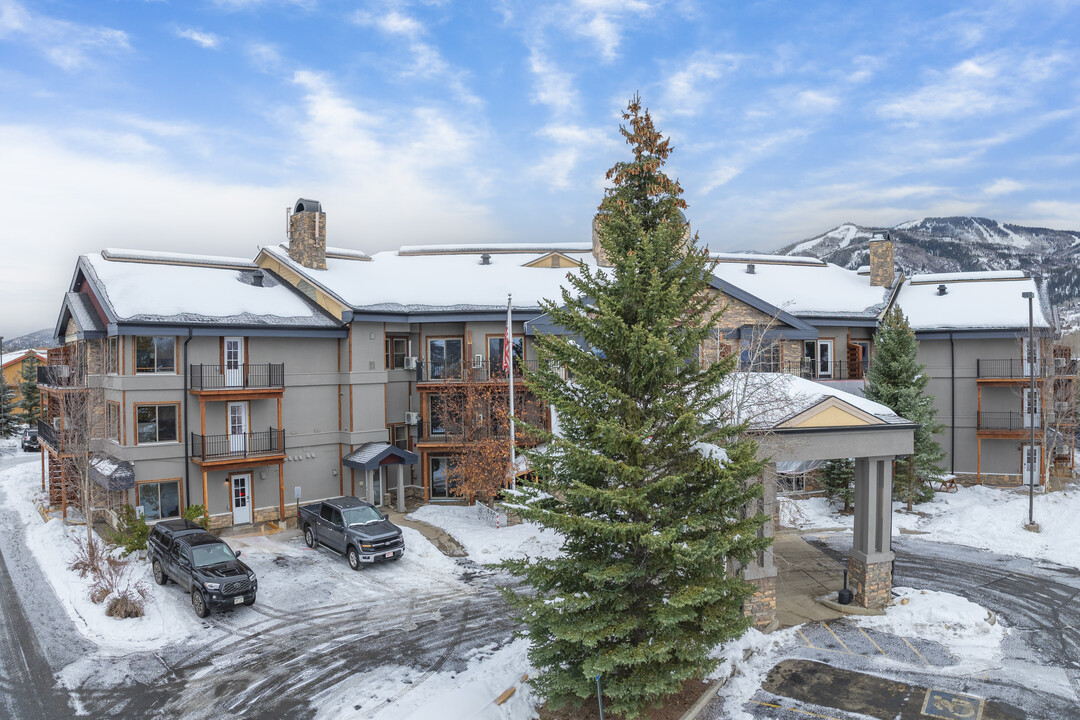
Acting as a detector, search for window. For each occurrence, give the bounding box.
[135,336,175,374]
[138,480,181,521]
[136,404,178,444]
[106,401,120,442]
[487,336,524,375]
[385,336,409,370]
[427,338,462,379]
[429,456,455,499]
[391,424,408,450]
[106,337,118,374]
[428,394,461,437]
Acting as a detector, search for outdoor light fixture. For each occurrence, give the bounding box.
[1022,290,1037,530]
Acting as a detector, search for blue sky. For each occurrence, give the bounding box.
[1,0,1078,336]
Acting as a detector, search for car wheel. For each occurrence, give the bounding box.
[152,560,167,585]
[192,589,210,618]
[304,526,315,548]
[347,546,361,571]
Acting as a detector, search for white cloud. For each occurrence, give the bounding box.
[246,42,283,72]
[531,123,615,189]
[984,178,1025,197]
[0,0,129,70]
[663,52,741,117]
[528,48,578,113]
[792,89,838,113]
[567,0,654,62]
[174,27,223,50]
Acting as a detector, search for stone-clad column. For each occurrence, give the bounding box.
[849,456,894,609]
[742,464,778,631]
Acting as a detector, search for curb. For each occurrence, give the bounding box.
[677,676,728,720]
[815,594,885,616]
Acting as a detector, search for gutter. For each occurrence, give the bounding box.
[183,329,193,511]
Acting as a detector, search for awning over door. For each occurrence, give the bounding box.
[89,456,136,490]
[342,442,418,471]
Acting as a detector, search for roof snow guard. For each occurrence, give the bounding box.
[90,456,135,491]
[342,442,419,470]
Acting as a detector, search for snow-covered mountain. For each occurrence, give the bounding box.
[776,217,1080,315]
[1,328,57,352]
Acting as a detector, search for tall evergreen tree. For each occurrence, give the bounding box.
[821,458,854,512]
[0,374,17,438]
[501,96,770,718]
[864,307,946,509]
[18,355,41,425]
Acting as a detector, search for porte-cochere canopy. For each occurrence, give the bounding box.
[342,442,419,471]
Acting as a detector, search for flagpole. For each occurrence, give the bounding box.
[507,294,516,491]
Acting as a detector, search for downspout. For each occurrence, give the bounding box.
[183,329,193,509]
[949,332,955,474]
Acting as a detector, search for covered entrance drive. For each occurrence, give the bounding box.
[736,377,916,630]
[343,443,419,513]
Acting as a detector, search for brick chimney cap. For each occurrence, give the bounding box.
[294,198,322,214]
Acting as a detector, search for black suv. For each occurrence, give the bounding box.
[147,519,257,618]
[21,428,39,452]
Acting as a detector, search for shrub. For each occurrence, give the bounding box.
[111,504,151,555]
[106,590,145,619]
[184,505,210,530]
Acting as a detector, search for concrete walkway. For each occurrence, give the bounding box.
[384,507,468,557]
[773,530,846,628]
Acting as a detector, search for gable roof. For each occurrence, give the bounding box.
[54,291,107,341]
[342,442,419,470]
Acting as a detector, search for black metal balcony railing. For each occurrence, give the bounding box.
[37,365,85,388]
[417,358,539,383]
[977,359,1045,380]
[978,412,1037,431]
[189,364,285,391]
[735,359,867,381]
[37,420,59,449]
[189,428,285,462]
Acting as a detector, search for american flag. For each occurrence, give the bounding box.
[503,298,513,373]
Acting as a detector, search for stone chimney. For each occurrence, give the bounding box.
[868,233,894,287]
[289,198,326,270]
[591,215,612,267]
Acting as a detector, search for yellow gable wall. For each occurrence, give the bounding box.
[2,355,43,415]
[791,404,872,428]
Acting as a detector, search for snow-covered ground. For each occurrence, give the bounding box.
[780,484,1080,569]
[408,504,564,563]
[0,458,206,652]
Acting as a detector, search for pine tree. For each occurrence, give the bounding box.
[821,458,854,512]
[18,355,41,425]
[0,374,17,438]
[864,307,946,510]
[501,96,771,719]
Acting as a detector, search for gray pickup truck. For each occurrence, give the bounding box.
[298,496,405,570]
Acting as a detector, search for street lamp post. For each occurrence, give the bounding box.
[1022,291,1036,529]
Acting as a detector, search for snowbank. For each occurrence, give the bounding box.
[708,627,801,720]
[855,587,1006,674]
[408,505,564,564]
[780,484,1080,569]
[0,460,204,652]
[315,638,537,720]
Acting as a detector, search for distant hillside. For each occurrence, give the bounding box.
[2,328,57,352]
[776,217,1080,313]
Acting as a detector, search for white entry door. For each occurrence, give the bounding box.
[817,340,834,378]
[232,474,252,524]
[228,402,248,453]
[225,337,244,387]
[1022,445,1040,486]
[1023,388,1040,428]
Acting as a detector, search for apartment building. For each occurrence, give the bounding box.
[40,199,1073,529]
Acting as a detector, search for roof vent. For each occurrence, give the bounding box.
[294,198,322,214]
[937,284,947,295]
[746,263,755,274]
[252,270,265,287]
[480,253,492,265]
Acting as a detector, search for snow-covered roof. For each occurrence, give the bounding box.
[81,252,339,327]
[722,373,908,429]
[895,272,1052,331]
[342,442,418,470]
[398,242,592,256]
[262,244,597,313]
[101,248,256,269]
[712,252,825,266]
[1,349,46,368]
[711,258,891,318]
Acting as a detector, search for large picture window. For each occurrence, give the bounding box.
[136,404,178,444]
[487,336,523,375]
[106,401,121,442]
[427,338,462,379]
[135,336,175,374]
[138,480,181,521]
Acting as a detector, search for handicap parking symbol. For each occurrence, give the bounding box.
[921,689,985,719]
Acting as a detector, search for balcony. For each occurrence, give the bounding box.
[416,358,539,384]
[978,412,1037,432]
[189,364,285,393]
[737,359,867,381]
[37,365,85,388]
[189,428,285,463]
[37,420,59,450]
